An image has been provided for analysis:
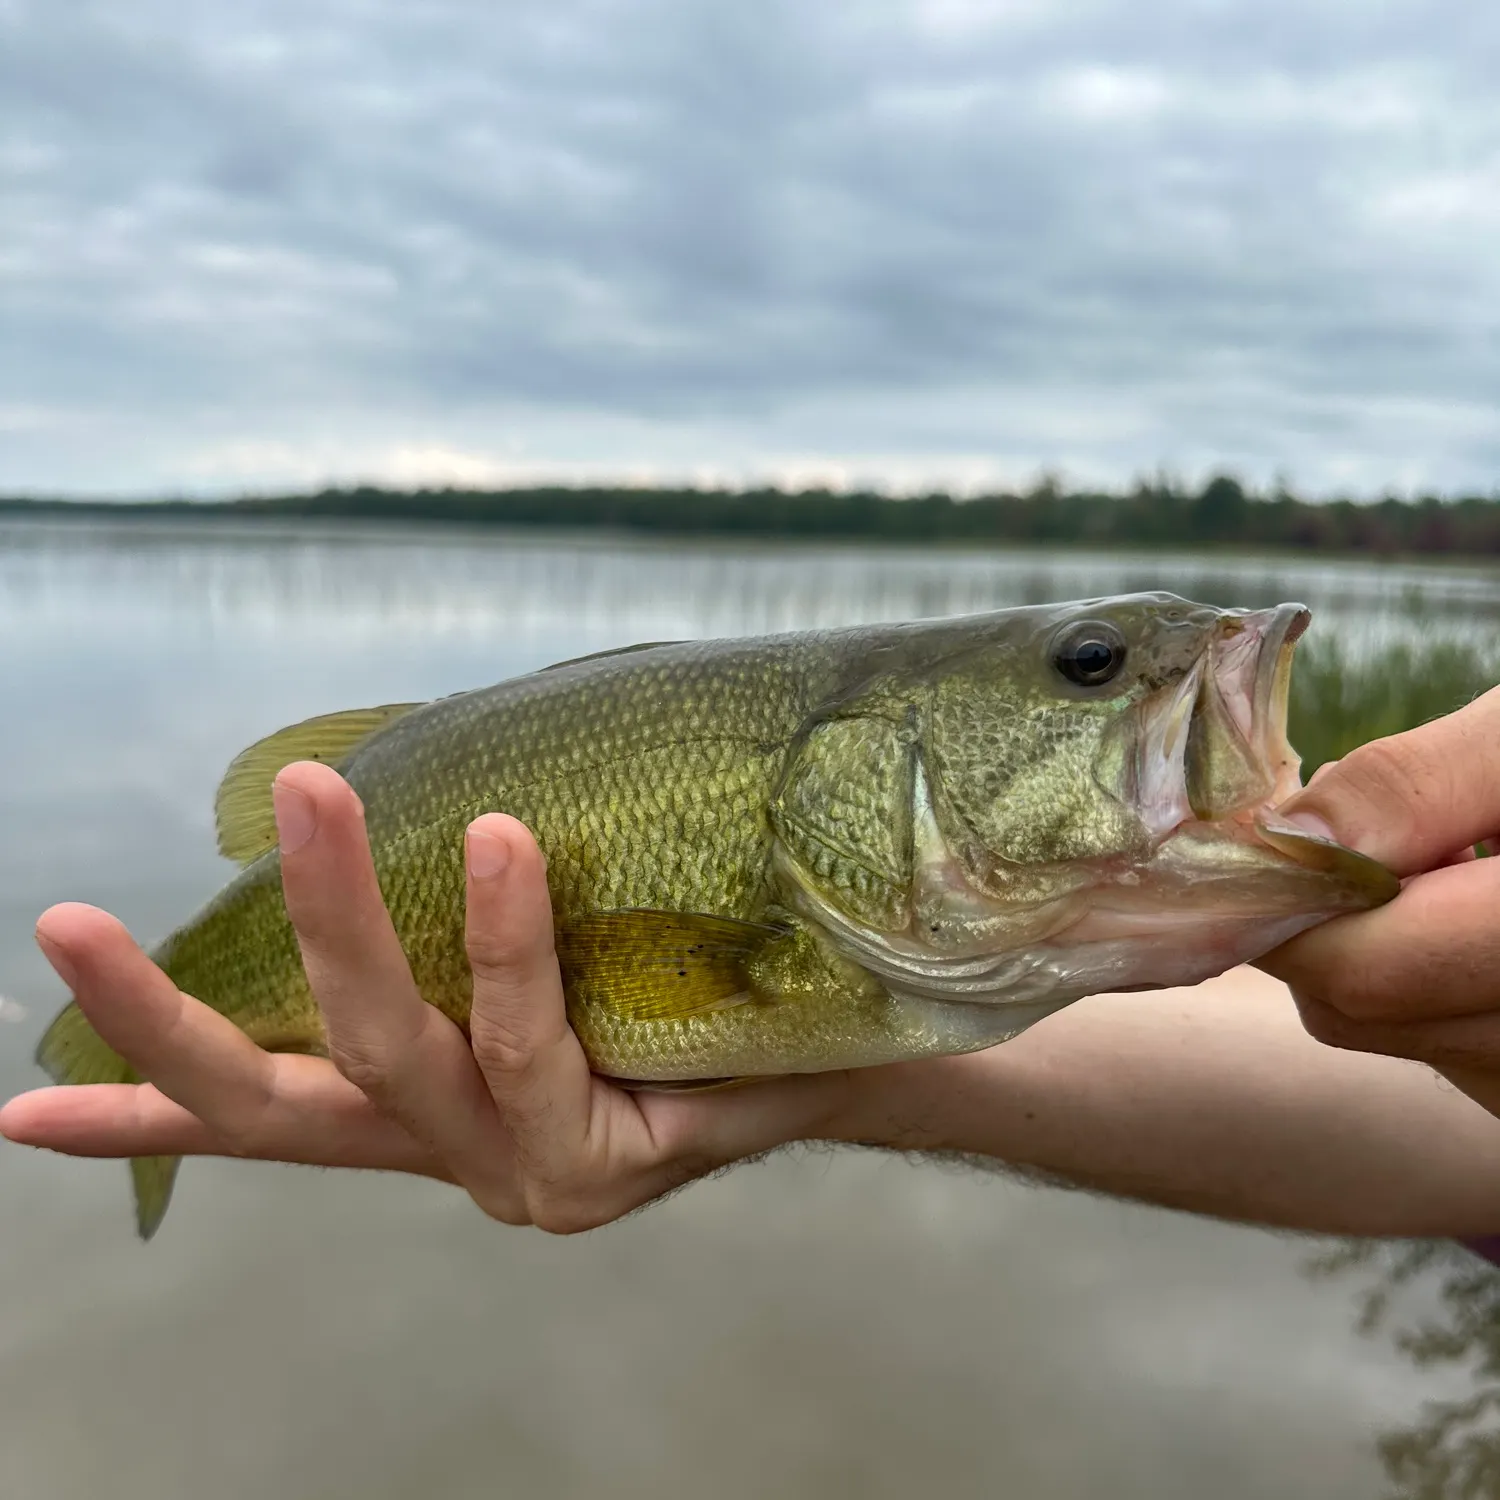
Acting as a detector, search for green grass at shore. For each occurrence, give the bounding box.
[1288,638,1497,779]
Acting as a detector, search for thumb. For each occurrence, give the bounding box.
[1273,683,1500,878]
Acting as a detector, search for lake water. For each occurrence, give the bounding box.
[2,517,1497,1500]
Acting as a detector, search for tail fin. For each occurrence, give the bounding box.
[129,1155,180,1240]
[36,1001,181,1240]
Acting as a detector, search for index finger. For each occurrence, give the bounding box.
[273,762,521,1202]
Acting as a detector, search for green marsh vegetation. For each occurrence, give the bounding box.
[1288,636,1497,779]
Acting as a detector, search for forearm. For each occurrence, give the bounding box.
[830,967,1500,1238]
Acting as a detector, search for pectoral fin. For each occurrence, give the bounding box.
[555,910,790,1023]
[215,703,423,864]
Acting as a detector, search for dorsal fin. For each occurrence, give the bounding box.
[536,641,683,674]
[214,703,422,864]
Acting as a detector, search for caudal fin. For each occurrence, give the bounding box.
[36,1000,181,1240]
[129,1154,181,1239]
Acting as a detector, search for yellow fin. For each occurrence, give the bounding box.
[556,910,789,1023]
[38,1000,178,1240]
[36,998,329,1241]
[131,1155,180,1241]
[214,703,422,864]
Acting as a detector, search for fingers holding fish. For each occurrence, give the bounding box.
[274,762,525,1219]
[464,820,584,1131]
[272,760,423,1072]
[1294,992,1500,1122]
[29,902,283,1151]
[459,815,817,1234]
[1260,857,1500,1025]
[2,904,443,1173]
[0,1079,218,1157]
[463,815,576,1078]
[463,813,635,1232]
[1294,994,1500,1068]
[0,1064,447,1177]
[1273,682,1500,877]
[1254,688,1500,1112]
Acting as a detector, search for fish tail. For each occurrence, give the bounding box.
[130,1154,181,1241]
[36,1000,181,1240]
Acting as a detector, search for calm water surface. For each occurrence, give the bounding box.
[2,518,1497,1500]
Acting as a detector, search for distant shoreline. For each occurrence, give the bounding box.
[2,479,1499,561]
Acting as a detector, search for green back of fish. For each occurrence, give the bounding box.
[144,631,963,1080]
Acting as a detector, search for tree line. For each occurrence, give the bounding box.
[4,475,1500,555]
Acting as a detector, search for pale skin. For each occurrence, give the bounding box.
[4,687,1500,1239]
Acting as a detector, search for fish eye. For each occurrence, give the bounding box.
[1051,621,1127,688]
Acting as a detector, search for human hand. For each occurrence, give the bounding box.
[0,762,856,1232]
[1257,684,1500,1116]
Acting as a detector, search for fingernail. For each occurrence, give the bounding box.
[35,928,78,990]
[467,827,511,881]
[1269,807,1342,844]
[272,779,318,855]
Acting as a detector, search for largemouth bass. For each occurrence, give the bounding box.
[37,592,1398,1237]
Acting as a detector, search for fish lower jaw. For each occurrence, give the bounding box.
[878,908,1330,1014]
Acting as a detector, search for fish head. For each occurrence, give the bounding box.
[776,592,1397,1019]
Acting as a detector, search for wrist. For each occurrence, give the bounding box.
[819,1052,998,1154]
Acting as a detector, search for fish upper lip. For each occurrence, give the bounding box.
[1246,602,1310,805]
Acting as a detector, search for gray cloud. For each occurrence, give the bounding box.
[1,0,1497,495]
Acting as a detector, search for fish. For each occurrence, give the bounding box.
[36,592,1399,1238]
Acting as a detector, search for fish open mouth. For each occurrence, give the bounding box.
[1188,602,1311,821]
[1139,601,1314,842]
[1139,601,1399,903]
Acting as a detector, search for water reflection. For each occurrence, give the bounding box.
[2,516,1498,1500]
[5,516,1499,655]
[1310,1242,1500,1498]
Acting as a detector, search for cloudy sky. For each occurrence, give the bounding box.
[2,0,1497,498]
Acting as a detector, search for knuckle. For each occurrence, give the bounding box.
[1289,942,1387,1022]
[469,1184,531,1227]
[214,1114,269,1158]
[525,1188,608,1236]
[1309,967,1366,1019]
[212,1098,279,1158]
[1333,737,1427,839]
[200,1061,282,1158]
[1296,996,1357,1049]
[328,1043,396,1105]
[1344,733,1411,782]
[468,1012,537,1079]
[1323,964,1400,1023]
[465,924,556,984]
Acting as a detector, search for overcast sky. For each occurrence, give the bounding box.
[2,0,1497,498]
